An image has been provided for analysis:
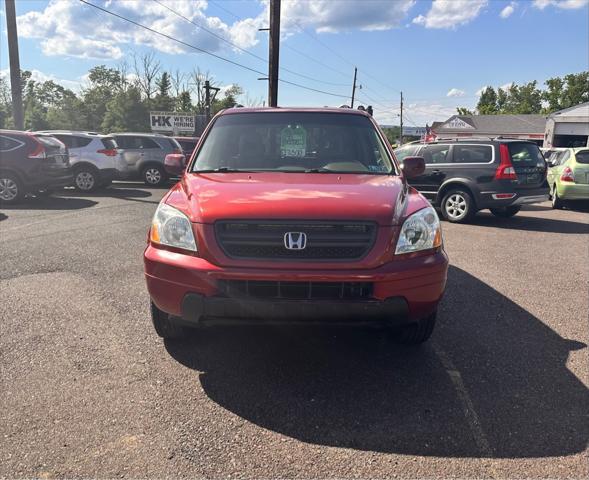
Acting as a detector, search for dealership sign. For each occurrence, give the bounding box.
[150,112,195,133]
[442,117,475,129]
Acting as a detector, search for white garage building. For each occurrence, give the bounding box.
[544,102,589,148]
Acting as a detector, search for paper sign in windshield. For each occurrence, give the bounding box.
[280,126,307,157]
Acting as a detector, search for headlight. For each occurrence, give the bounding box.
[150,203,197,252]
[395,206,442,255]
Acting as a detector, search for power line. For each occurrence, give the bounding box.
[209,0,350,85]
[79,0,351,100]
[153,0,349,88]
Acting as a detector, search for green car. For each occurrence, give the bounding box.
[546,147,589,209]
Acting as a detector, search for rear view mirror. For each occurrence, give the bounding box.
[164,153,186,176]
[401,156,425,179]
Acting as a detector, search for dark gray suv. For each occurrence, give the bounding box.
[394,138,549,223]
[111,133,182,186]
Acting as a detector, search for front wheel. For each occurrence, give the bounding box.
[395,312,437,345]
[151,302,185,339]
[143,165,167,187]
[490,206,521,218]
[440,189,475,223]
[0,174,24,205]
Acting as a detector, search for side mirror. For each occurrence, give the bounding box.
[401,156,425,179]
[164,153,186,176]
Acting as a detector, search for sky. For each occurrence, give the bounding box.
[1,0,588,127]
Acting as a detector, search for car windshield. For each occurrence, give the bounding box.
[192,112,395,174]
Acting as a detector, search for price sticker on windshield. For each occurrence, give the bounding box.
[280,125,307,158]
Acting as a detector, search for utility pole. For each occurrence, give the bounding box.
[5,0,24,130]
[399,91,404,146]
[268,0,281,107]
[204,80,220,123]
[350,67,358,108]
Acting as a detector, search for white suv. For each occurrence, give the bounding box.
[38,131,129,191]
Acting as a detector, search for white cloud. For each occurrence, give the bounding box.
[16,0,265,60]
[1,68,83,91]
[500,2,517,18]
[447,88,466,97]
[533,0,588,9]
[475,83,514,96]
[280,0,416,33]
[16,0,419,61]
[413,0,487,29]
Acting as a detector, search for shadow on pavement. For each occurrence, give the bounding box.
[470,211,588,234]
[0,213,7,222]
[0,195,97,211]
[59,186,161,205]
[165,265,588,459]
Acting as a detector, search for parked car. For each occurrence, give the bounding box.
[394,138,549,223]
[111,133,182,186]
[144,108,449,344]
[546,147,589,208]
[38,131,128,191]
[0,130,72,204]
[173,136,199,159]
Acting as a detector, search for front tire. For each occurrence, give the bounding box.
[552,184,564,209]
[143,165,167,187]
[151,302,185,339]
[440,189,475,223]
[490,206,521,218]
[395,312,437,345]
[0,173,24,205]
[73,167,98,192]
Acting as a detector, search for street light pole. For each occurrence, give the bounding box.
[4,0,24,130]
[268,0,281,107]
[350,67,357,109]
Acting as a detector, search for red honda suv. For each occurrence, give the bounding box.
[144,108,448,344]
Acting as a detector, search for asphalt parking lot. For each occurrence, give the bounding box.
[1,183,587,478]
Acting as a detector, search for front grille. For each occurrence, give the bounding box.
[215,221,377,260]
[217,280,373,300]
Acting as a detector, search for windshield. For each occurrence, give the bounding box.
[192,112,395,174]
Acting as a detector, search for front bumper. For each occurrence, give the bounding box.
[144,245,448,325]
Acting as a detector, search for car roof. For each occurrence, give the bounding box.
[37,130,104,137]
[112,132,167,137]
[218,106,371,117]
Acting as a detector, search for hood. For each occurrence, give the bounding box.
[166,172,412,226]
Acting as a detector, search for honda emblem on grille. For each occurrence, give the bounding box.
[284,232,307,250]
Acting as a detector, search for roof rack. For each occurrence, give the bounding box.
[433,136,495,142]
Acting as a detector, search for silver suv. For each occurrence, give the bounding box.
[39,131,128,191]
[111,133,182,187]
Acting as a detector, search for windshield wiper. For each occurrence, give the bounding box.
[304,167,333,173]
[194,166,249,173]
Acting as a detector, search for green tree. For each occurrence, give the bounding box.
[46,94,87,130]
[0,75,12,128]
[175,90,193,112]
[476,86,498,114]
[544,71,589,112]
[82,65,123,131]
[212,84,243,113]
[23,82,49,130]
[456,107,474,115]
[101,86,149,133]
[152,72,174,111]
[502,82,542,114]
